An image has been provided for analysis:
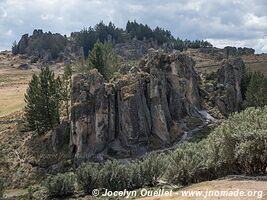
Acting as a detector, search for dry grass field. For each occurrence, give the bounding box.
[0,51,65,117]
[0,52,35,117]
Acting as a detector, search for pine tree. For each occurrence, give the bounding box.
[85,41,118,80]
[25,66,61,134]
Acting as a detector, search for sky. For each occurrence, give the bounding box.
[0,0,267,53]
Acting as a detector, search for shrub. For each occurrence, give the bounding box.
[140,152,167,186]
[166,106,267,186]
[128,161,145,189]
[206,106,267,175]
[100,160,131,191]
[166,142,211,185]
[76,162,101,194]
[45,172,75,197]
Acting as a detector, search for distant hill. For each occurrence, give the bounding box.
[12,21,213,63]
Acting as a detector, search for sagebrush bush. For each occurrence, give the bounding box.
[128,161,145,189]
[77,162,101,194]
[45,172,75,197]
[140,152,167,186]
[208,107,267,175]
[165,106,267,185]
[166,142,212,185]
[100,160,131,191]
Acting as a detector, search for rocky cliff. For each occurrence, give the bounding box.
[69,50,246,161]
[70,50,204,160]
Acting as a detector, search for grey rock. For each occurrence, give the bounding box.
[70,50,202,160]
[52,121,69,152]
[215,57,245,115]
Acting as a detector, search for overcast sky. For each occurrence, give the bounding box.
[0,0,266,53]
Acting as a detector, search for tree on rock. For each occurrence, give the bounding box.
[25,66,61,134]
[84,41,119,80]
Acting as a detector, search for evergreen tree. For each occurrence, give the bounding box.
[25,66,61,134]
[85,41,119,80]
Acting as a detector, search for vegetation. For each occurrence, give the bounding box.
[140,152,167,186]
[72,21,123,57]
[243,72,267,108]
[167,106,267,185]
[75,153,167,194]
[45,172,75,197]
[72,21,212,58]
[166,141,212,185]
[100,160,131,191]
[76,162,101,194]
[24,66,61,134]
[126,21,212,50]
[82,41,119,80]
[29,106,267,198]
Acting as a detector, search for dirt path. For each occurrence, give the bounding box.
[138,178,267,200]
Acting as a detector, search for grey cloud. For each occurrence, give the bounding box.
[0,0,266,53]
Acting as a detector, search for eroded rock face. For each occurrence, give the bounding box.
[70,50,202,160]
[224,46,255,58]
[215,57,245,115]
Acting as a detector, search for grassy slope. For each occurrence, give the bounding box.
[0,51,65,117]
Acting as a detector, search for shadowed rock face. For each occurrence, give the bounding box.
[70,50,202,160]
[215,57,245,115]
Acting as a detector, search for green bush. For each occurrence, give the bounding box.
[140,153,167,186]
[128,161,145,189]
[100,160,131,191]
[76,162,101,194]
[166,142,212,185]
[208,107,267,175]
[165,106,267,185]
[45,172,75,197]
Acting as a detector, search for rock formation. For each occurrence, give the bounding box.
[215,57,245,115]
[70,50,203,160]
[224,46,255,58]
[113,39,173,61]
[13,29,83,63]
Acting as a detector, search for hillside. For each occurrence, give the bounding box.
[0,25,267,199]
